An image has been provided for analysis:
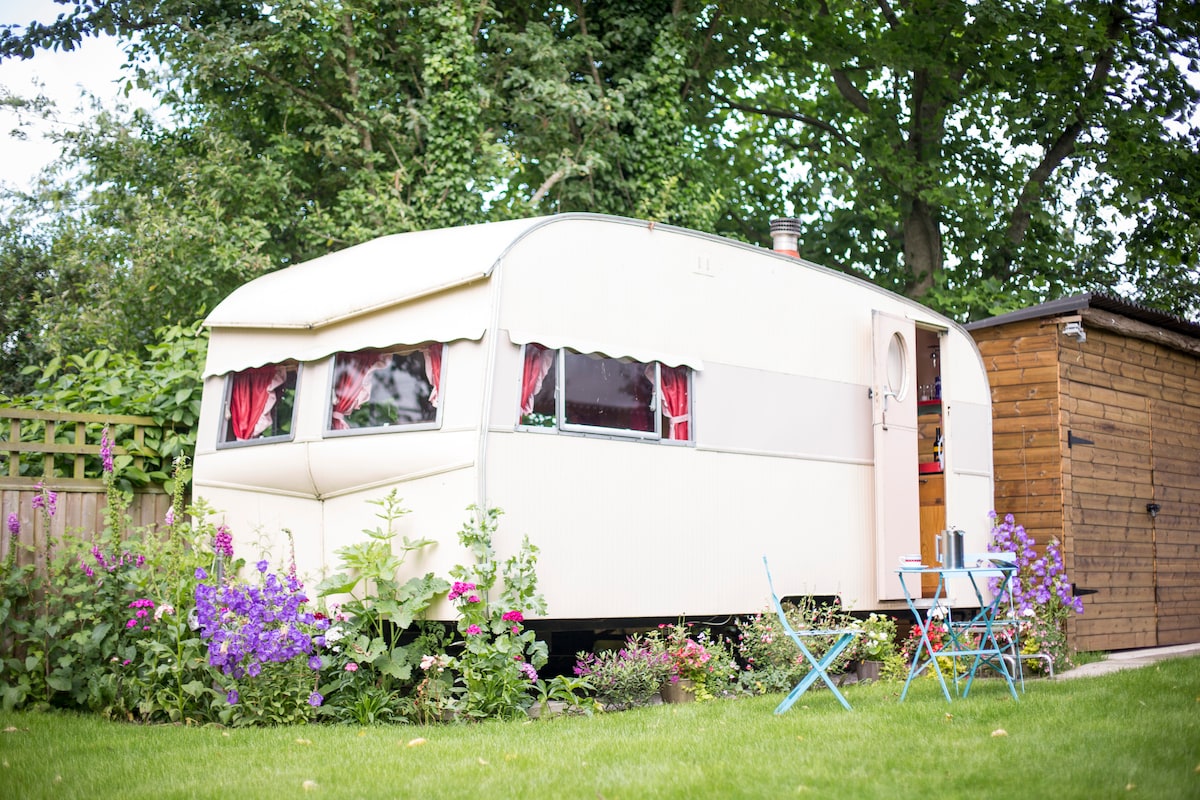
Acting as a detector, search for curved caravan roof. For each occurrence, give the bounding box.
[203,213,983,384]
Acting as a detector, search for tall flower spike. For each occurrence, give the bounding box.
[100,425,114,474]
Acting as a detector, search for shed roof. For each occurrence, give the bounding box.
[965,292,1200,341]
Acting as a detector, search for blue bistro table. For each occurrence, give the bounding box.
[897,561,1021,702]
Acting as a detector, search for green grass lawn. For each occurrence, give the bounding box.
[2,658,1198,800]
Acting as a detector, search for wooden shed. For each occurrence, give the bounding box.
[967,294,1200,652]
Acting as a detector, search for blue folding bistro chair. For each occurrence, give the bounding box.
[763,556,861,712]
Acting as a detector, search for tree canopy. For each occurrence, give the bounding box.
[1,0,1197,396]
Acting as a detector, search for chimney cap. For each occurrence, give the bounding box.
[769,217,803,236]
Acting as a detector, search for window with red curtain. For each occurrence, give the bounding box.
[330,350,389,430]
[224,364,295,443]
[327,345,441,432]
[518,344,556,423]
[518,346,691,442]
[423,343,443,409]
[659,365,690,441]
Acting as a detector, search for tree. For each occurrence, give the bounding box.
[1,0,1197,364]
[1,1,733,369]
[708,0,1200,320]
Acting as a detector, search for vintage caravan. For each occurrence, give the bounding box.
[193,213,995,627]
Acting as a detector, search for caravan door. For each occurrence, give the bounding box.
[871,311,920,600]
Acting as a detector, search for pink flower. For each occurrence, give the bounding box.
[345,662,358,672]
[466,624,482,635]
[467,594,480,604]
[501,610,524,623]
[164,508,175,526]
[100,426,114,473]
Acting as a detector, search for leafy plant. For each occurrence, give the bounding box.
[447,506,549,720]
[989,511,1084,673]
[573,636,671,710]
[316,490,449,699]
[643,621,739,701]
[852,613,899,663]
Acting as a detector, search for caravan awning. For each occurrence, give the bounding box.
[202,217,547,376]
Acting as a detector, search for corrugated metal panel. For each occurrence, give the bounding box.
[966,292,1200,340]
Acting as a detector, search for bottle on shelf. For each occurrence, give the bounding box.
[934,426,944,470]
[933,375,941,400]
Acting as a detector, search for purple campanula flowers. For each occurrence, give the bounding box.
[989,512,1084,617]
[194,563,329,681]
[308,692,323,707]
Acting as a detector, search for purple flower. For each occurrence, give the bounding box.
[227,689,238,705]
[195,567,208,580]
[6,513,18,536]
[256,559,269,573]
[164,507,175,526]
[100,426,114,474]
[519,662,538,682]
[30,486,56,517]
[308,655,322,670]
[308,692,323,707]
[213,526,234,559]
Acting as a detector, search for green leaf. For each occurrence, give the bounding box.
[315,573,359,597]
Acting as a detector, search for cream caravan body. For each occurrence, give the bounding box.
[195,214,995,621]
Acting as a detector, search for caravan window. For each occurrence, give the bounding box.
[518,344,691,442]
[218,362,299,446]
[327,343,443,433]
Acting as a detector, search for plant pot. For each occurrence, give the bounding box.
[660,679,696,704]
[856,660,883,682]
[526,700,567,719]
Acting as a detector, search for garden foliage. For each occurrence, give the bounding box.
[988,511,1084,673]
[0,453,570,725]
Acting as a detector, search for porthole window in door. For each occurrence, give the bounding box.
[885,332,909,400]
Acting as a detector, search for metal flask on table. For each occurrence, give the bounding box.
[938,529,965,569]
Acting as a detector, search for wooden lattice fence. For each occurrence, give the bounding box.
[1,408,175,569]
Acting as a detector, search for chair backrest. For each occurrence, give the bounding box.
[762,556,801,638]
[763,556,859,636]
[963,550,1017,578]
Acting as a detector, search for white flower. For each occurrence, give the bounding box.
[154,604,175,621]
[324,625,345,644]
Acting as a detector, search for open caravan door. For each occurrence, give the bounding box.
[871,311,920,600]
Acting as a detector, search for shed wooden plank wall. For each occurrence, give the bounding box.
[974,313,1200,653]
[970,320,1064,545]
[1060,327,1158,650]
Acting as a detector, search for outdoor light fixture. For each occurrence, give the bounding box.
[1062,321,1086,342]
[1147,502,1161,518]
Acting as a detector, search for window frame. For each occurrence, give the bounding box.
[517,345,692,445]
[323,344,444,438]
[216,361,302,449]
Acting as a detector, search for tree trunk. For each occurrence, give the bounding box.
[903,196,943,298]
